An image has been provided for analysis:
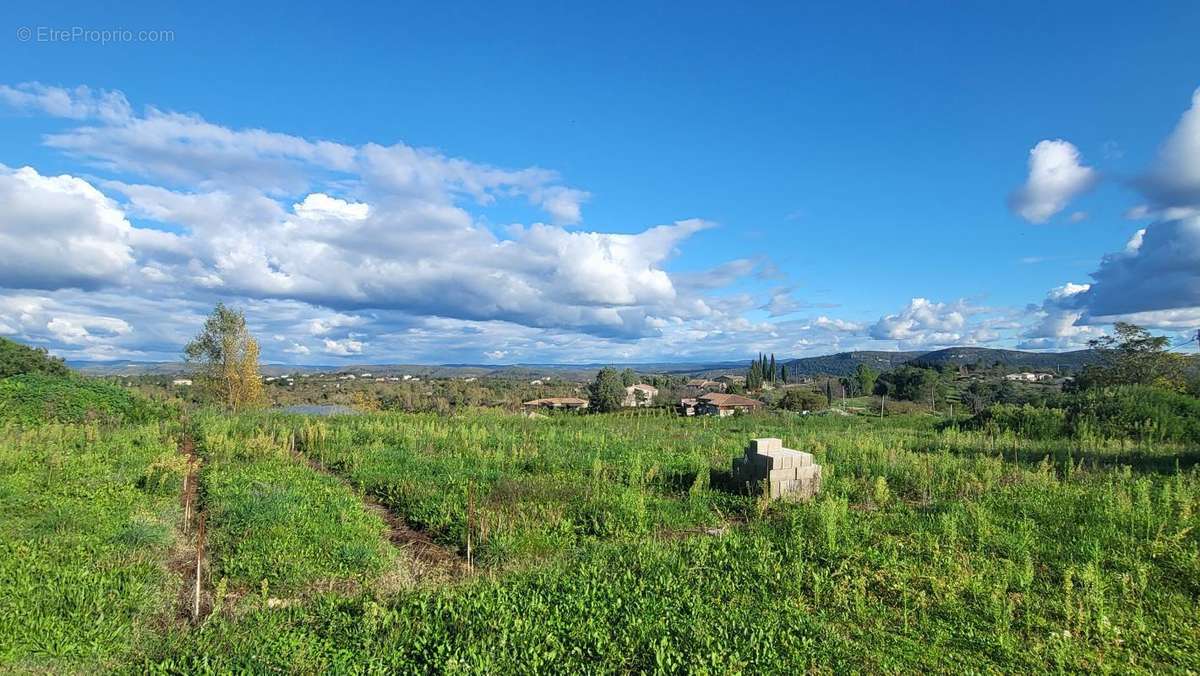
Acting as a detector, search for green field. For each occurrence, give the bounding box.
[2,405,1197,673]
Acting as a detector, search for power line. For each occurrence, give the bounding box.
[1166,329,1200,352]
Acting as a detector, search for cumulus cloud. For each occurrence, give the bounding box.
[869,298,999,349]
[1070,214,1200,320]
[323,337,364,356]
[0,82,886,364]
[0,84,753,350]
[1008,140,1098,223]
[1136,88,1200,210]
[810,316,864,333]
[1016,282,1103,350]
[0,165,137,290]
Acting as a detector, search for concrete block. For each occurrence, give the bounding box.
[748,438,782,453]
[768,467,797,481]
[730,437,822,502]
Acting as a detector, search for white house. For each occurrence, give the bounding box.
[1004,372,1055,382]
[622,383,659,407]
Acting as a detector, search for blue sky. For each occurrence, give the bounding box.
[1,2,1199,364]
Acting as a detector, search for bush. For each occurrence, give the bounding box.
[1070,385,1200,443]
[966,385,1200,443]
[0,337,69,379]
[778,388,827,412]
[0,374,169,425]
[971,403,1069,440]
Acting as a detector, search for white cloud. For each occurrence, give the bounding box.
[1136,88,1200,210]
[0,165,137,290]
[1073,215,1200,320]
[1008,139,1098,223]
[869,298,999,349]
[0,82,131,121]
[1016,283,1103,350]
[323,337,364,356]
[811,316,864,333]
[283,342,311,356]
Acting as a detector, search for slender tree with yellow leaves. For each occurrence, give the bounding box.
[185,303,265,411]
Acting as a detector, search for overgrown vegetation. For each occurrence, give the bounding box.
[0,422,184,671]
[0,336,69,379]
[1,327,1197,672]
[135,410,1199,672]
[194,413,396,595]
[0,373,169,425]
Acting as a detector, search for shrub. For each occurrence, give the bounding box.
[971,403,1069,440]
[0,374,169,425]
[966,385,1200,443]
[0,337,69,379]
[1070,385,1200,444]
[778,388,827,412]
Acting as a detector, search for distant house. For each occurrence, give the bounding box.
[523,397,589,411]
[679,397,700,416]
[172,378,193,386]
[714,375,746,387]
[694,392,763,417]
[529,379,544,386]
[1005,372,1055,382]
[685,378,725,392]
[622,383,659,407]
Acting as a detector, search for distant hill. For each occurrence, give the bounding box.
[780,347,1103,378]
[907,347,1101,371]
[68,360,333,377]
[67,348,1108,379]
[772,351,925,378]
[67,359,746,379]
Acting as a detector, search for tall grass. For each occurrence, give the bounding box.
[0,422,184,671]
[193,413,396,596]
[137,409,1200,672]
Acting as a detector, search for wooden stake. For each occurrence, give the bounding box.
[194,514,205,621]
[466,481,474,572]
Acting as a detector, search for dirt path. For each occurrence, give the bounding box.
[289,436,468,581]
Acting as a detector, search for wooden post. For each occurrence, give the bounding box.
[194,513,205,621]
[880,394,886,419]
[466,481,474,572]
[182,471,190,532]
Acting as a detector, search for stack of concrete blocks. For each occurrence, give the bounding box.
[731,438,822,500]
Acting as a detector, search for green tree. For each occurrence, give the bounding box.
[769,354,776,383]
[746,357,762,391]
[853,364,878,397]
[185,303,265,411]
[779,388,826,412]
[780,364,789,384]
[876,366,942,403]
[619,368,637,387]
[1077,322,1189,390]
[588,367,625,412]
[0,337,70,379]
